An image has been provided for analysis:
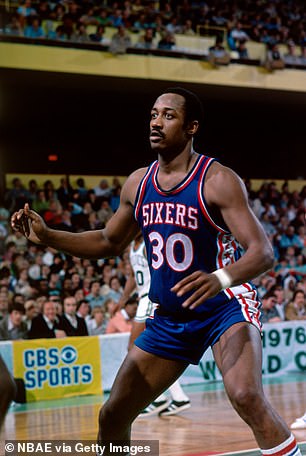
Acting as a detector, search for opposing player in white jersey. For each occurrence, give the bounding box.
[125,231,191,416]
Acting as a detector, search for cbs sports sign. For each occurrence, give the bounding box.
[13,337,101,401]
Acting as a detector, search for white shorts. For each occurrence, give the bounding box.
[135,295,157,323]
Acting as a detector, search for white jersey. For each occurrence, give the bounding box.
[129,240,151,299]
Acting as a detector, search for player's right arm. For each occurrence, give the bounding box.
[11,169,147,260]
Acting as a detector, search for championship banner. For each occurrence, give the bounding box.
[182,320,306,385]
[13,336,102,402]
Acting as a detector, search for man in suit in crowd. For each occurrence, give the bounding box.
[59,296,88,336]
[29,300,66,339]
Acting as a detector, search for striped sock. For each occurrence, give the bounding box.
[261,433,301,456]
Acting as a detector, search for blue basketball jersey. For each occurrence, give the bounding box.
[134,154,260,327]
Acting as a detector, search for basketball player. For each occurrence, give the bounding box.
[0,355,16,430]
[12,87,301,455]
[125,231,190,416]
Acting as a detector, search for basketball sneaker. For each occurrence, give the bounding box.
[138,400,170,417]
[290,412,306,430]
[158,400,191,416]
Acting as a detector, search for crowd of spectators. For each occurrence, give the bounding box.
[0,174,305,342]
[2,0,306,67]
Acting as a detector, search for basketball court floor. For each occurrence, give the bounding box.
[1,372,305,456]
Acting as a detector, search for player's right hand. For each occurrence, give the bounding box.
[11,203,47,245]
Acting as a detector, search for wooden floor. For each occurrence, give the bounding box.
[1,379,306,456]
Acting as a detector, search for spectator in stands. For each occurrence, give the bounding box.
[270,284,287,321]
[86,280,105,309]
[279,226,304,253]
[79,7,99,27]
[260,211,277,237]
[0,292,9,321]
[76,299,91,326]
[59,296,88,336]
[74,288,85,303]
[107,275,123,303]
[108,8,124,28]
[104,297,118,322]
[56,177,74,207]
[89,25,106,44]
[208,36,231,66]
[4,14,23,36]
[285,290,306,321]
[260,291,283,324]
[4,177,30,212]
[54,25,68,41]
[105,295,137,334]
[97,199,114,227]
[231,21,250,44]
[14,267,34,298]
[160,2,174,25]
[47,271,62,296]
[0,301,28,340]
[5,230,28,255]
[165,16,182,35]
[16,0,37,26]
[72,22,91,43]
[24,17,45,39]
[23,298,39,330]
[87,211,103,230]
[110,185,122,213]
[70,272,82,294]
[135,28,156,49]
[32,190,49,214]
[48,293,63,316]
[109,26,131,54]
[29,300,65,339]
[88,306,107,335]
[264,43,285,70]
[181,19,195,36]
[236,39,249,59]
[43,199,63,228]
[94,179,112,199]
[0,226,7,257]
[284,41,300,66]
[158,31,176,50]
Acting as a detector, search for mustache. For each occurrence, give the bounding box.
[150,129,165,138]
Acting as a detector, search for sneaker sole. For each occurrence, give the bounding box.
[290,422,306,429]
[159,403,191,416]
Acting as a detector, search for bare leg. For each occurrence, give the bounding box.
[212,322,290,449]
[98,346,187,446]
[0,356,16,430]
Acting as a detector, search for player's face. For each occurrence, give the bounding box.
[149,93,189,154]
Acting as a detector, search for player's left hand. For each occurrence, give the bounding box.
[171,271,222,309]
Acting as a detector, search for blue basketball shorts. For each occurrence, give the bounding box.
[134,295,262,365]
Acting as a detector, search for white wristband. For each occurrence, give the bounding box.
[212,269,232,290]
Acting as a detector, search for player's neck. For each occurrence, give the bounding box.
[158,147,197,174]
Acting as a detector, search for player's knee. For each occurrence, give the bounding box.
[99,398,135,431]
[99,400,122,428]
[229,385,260,413]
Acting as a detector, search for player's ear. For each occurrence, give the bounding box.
[187,120,199,136]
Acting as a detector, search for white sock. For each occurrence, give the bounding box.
[261,433,301,456]
[168,380,189,402]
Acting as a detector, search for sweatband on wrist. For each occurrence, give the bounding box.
[212,269,232,290]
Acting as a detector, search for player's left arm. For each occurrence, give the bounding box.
[172,163,274,309]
